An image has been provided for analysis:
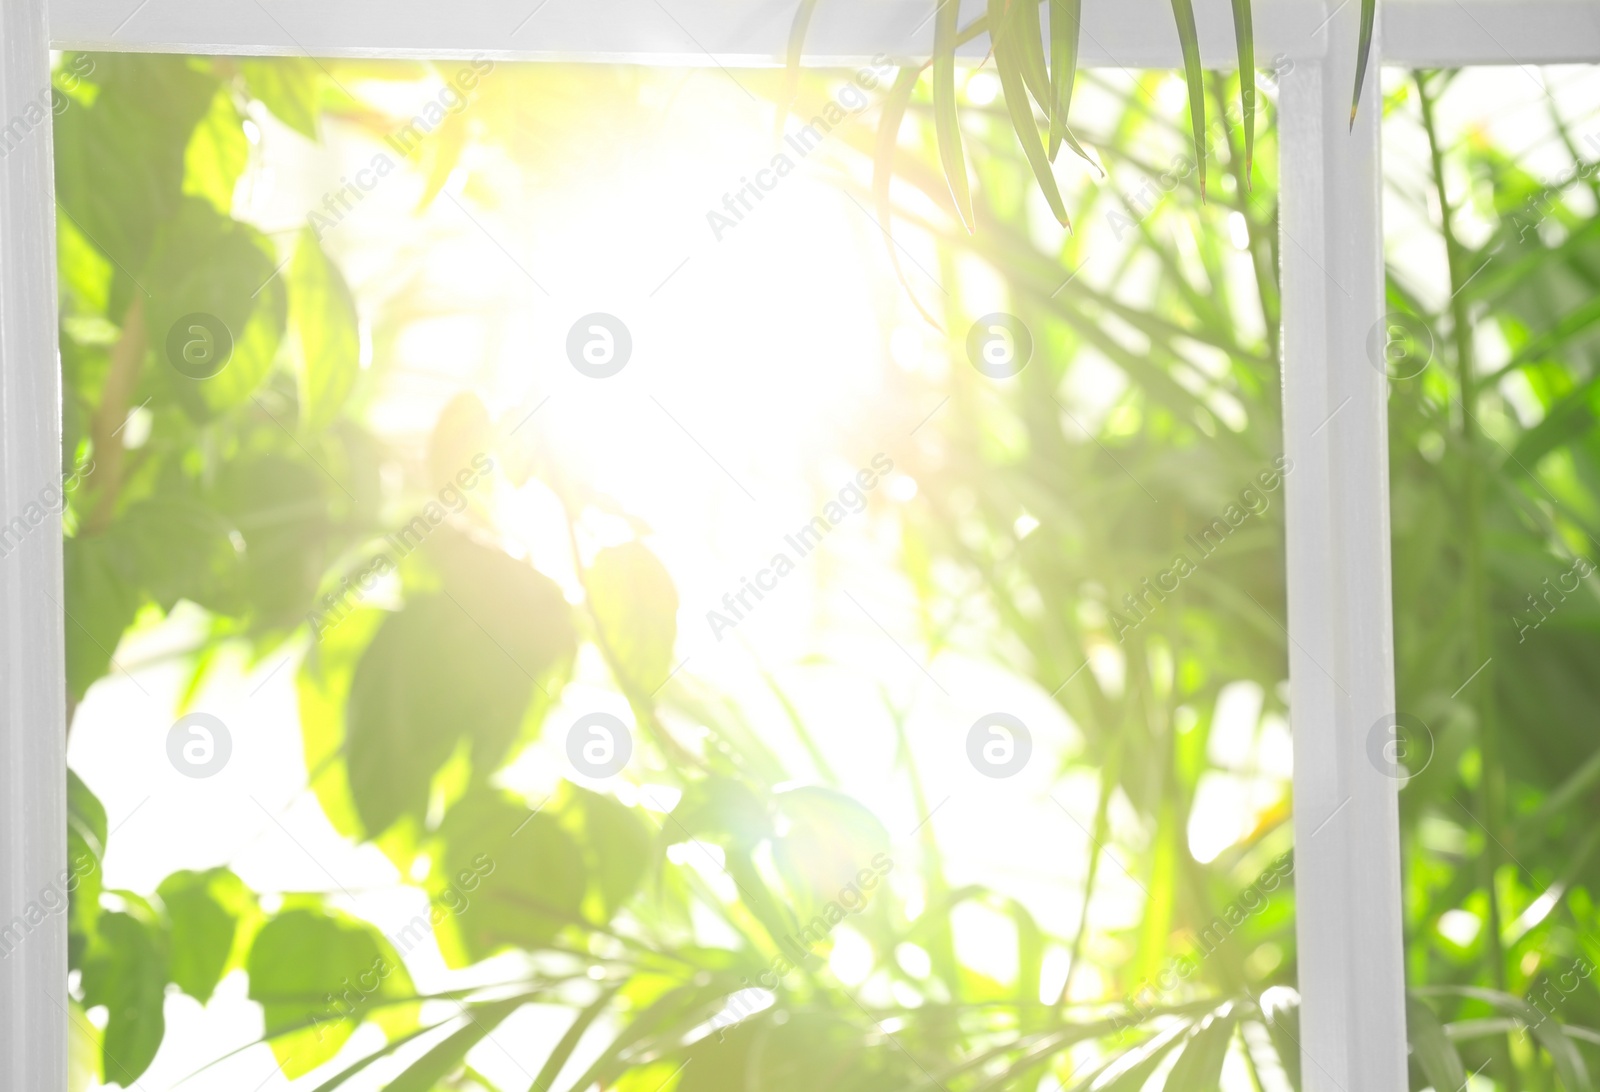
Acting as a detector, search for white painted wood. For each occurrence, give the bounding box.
[1279,4,1408,1089]
[49,0,1307,65]
[46,0,1600,66]
[0,0,68,1085]
[1386,0,1600,65]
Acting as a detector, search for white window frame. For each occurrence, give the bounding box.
[5,1,1599,1088]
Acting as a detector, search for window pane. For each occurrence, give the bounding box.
[54,52,1293,1090]
[1383,64,1600,1088]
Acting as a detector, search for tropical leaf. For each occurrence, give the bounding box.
[933,0,976,232]
[1352,0,1377,126]
[991,0,1071,227]
[779,0,826,138]
[1229,0,1255,181]
[1048,0,1094,165]
[1406,995,1468,1092]
[1168,0,1208,199]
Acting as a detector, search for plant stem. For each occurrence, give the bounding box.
[1416,69,1518,1089]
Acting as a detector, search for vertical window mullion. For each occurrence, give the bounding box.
[0,0,70,1086]
[1278,6,1408,1087]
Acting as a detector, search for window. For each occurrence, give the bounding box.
[4,2,1599,1090]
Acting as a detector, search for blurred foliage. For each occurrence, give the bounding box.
[46,40,1600,1092]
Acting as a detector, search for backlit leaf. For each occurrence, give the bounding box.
[1169,0,1208,200]
[80,912,167,1087]
[588,541,679,694]
[1405,995,1467,1092]
[1352,0,1376,126]
[247,907,413,1078]
[934,0,976,232]
[434,789,587,963]
[157,868,248,1004]
[1048,0,1094,165]
[1229,0,1255,181]
[991,0,1071,227]
[289,228,361,432]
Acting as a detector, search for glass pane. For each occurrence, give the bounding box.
[52,49,1294,1090]
[1383,64,1600,1088]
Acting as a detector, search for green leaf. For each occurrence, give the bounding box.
[63,533,143,700]
[566,981,761,1092]
[873,67,944,328]
[1048,0,1093,165]
[80,911,168,1087]
[304,1020,452,1092]
[113,493,243,615]
[1013,0,1054,112]
[1351,0,1376,126]
[344,597,498,834]
[68,768,108,858]
[210,454,333,629]
[527,984,622,1092]
[562,784,653,921]
[434,789,587,963]
[156,868,248,1004]
[588,541,679,694]
[68,998,100,1092]
[57,209,114,319]
[1229,0,1255,181]
[1163,1007,1236,1090]
[67,770,107,960]
[344,537,574,836]
[183,86,249,215]
[289,228,361,432]
[1168,0,1208,200]
[298,606,386,842]
[239,58,323,141]
[144,198,286,419]
[677,1007,918,1091]
[381,997,527,1092]
[1076,1023,1190,1091]
[246,907,413,1078]
[933,0,976,232]
[1425,986,1594,1092]
[992,0,1071,228]
[1405,996,1467,1092]
[669,776,773,852]
[1260,993,1303,1091]
[53,55,218,278]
